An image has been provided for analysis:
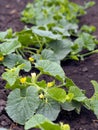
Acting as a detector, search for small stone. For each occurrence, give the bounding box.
[0,100,6,106]
[94,60,98,66]
[1,121,8,127]
[9,10,17,15]
[82,67,88,72]
[5,4,10,8]
[88,74,93,78]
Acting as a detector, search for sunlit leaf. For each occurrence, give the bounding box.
[35,60,65,82]
[47,87,66,103]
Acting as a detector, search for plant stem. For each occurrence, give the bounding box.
[24,46,38,51]
[33,33,44,54]
[23,50,35,55]
[80,49,98,59]
[57,83,66,88]
[36,72,42,81]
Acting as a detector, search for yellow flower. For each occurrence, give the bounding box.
[47,81,54,88]
[0,56,4,61]
[39,93,44,99]
[20,77,26,84]
[60,123,70,130]
[29,57,34,62]
[65,93,74,102]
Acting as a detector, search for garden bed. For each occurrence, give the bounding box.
[0,0,98,130]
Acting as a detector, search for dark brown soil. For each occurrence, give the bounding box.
[0,0,98,130]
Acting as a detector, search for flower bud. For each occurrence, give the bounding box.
[39,93,44,99]
[0,56,4,62]
[31,73,36,78]
[31,73,36,82]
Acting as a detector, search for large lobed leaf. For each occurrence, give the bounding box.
[32,28,61,40]
[35,60,65,82]
[0,38,21,55]
[6,86,40,125]
[36,98,60,121]
[48,39,73,60]
[25,114,61,130]
[3,53,31,72]
[41,49,60,64]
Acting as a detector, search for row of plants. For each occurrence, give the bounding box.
[0,0,98,130]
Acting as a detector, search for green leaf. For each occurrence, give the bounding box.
[81,33,96,51]
[84,99,98,118]
[3,54,31,72]
[37,98,60,121]
[21,3,35,24]
[81,25,96,33]
[21,0,90,25]
[48,40,72,60]
[5,79,21,90]
[0,28,12,42]
[65,77,76,88]
[0,38,21,55]
[65,93,74,102]
[32,28,61,40]
[35,60,65,82]
[47,87,66,103]
[61,102,76,111]
[17,29,34,46]
[83,81,98,118]
[5,76,31,90]
[41,49,60,64]
[52,23,78,36]
[73,33,96,53]
[2,64,23,86]
[25,114,61,130]
[52,26,70,37]
[6,86,40,125]
[61,100,81,113]
[0,31,8,41]
[72,37,84,54]
[84,1,95,9]
[69,86,86,102]
[37,80,47,89]
[23,60,31,72]
[39,121,61,130]
[85,80,98,118]
[92,101,98,118]
[91,80,98,98]
[25,114,49,130]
